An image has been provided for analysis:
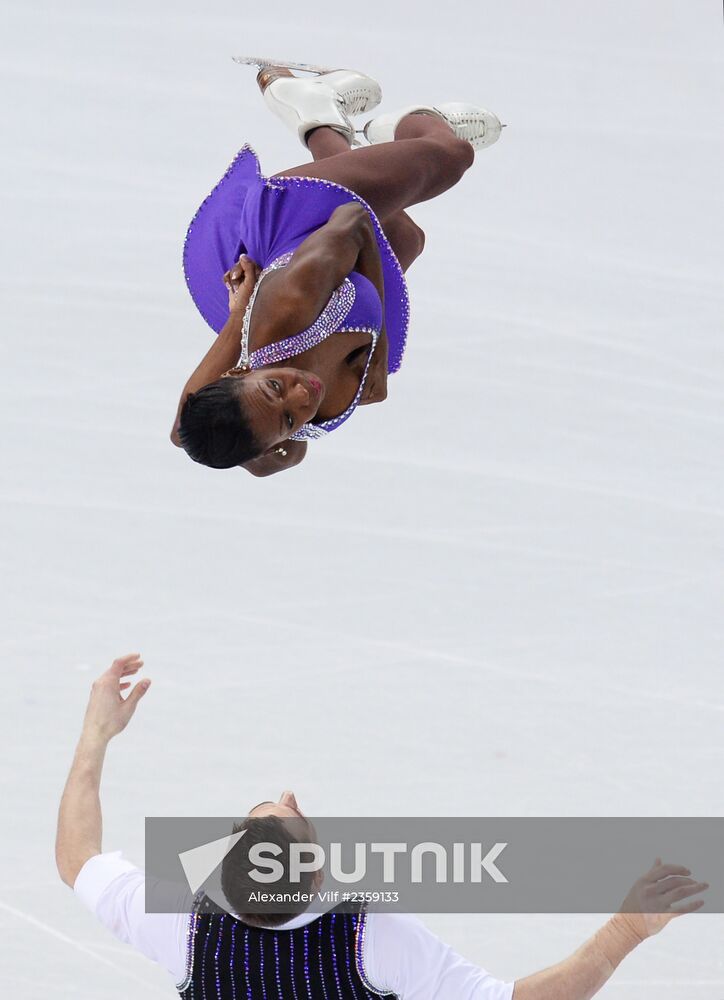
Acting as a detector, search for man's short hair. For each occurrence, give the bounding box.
[221,815,318,928]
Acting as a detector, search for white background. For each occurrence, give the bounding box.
[2,0,723,996]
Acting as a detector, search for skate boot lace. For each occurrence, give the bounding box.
[338,83,380,117]
[442,109,489,144]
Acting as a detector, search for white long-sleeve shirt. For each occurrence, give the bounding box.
[75,852,514,1000]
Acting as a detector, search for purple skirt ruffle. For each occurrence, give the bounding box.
[182,145,409,373]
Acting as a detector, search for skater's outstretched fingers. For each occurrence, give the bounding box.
[82,653,152,742]
[659,878,709,908]
[668,897,707,916]
[648,859,691,880]
[655,875,698,896]
[108,652,144,678]
[617,858,708,940]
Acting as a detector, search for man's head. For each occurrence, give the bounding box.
[221,791,321,927]
[247,790,306,820]
[179,370,325,469]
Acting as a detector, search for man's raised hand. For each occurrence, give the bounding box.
[81,653,151,743]
[615,857,708,942]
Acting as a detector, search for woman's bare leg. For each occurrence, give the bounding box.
[305,125,352,160]
[273,112,473,222]
[305,126,426,272]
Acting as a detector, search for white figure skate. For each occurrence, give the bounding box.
[235,56,382,148]
[364,101,504,151]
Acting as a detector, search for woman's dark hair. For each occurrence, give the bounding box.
[178,378,263,469]
[221,815,317,927]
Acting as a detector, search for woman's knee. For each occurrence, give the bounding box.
[407,221,425,270]
[442,135,475,176]
[419,135,475,187]
[406,217,425,260]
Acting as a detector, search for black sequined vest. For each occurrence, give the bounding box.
[178,897,397,1000]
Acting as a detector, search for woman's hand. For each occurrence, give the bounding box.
[224,255,260,315]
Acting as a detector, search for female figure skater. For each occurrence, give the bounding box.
[172,62,503,476]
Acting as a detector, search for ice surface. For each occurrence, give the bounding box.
[2,0,723,996]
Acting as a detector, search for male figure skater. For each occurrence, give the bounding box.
[56,655,708,999]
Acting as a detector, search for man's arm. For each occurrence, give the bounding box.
[56,653,151,887]
[513,860,708,1000]
[368,861,706,1000]
[512,917,640,1000]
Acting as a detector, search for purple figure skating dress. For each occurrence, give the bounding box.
[183,146,410,438]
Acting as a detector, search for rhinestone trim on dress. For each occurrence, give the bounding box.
[248,273,357,369]
[241,251,378,442]
[264,168,410,377]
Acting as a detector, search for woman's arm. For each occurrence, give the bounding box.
[171,257,259,447]
[274,202,389,403]
[253,203,384,342]
[513,860,707,1000]
[353,214,385,304]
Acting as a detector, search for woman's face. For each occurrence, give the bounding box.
[226,367,325,450]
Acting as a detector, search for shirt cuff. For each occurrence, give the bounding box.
[73,851,140,914]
